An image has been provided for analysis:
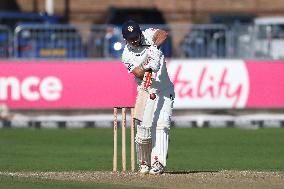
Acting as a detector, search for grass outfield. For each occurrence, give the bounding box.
[0,128,284,172]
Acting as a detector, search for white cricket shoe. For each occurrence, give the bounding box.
[149,161,165,175]
[139,164,150,174]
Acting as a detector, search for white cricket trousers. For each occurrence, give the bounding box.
[141,87,174,166]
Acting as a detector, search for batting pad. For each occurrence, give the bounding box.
[136,125,152,166]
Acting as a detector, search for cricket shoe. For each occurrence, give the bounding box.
[149,161,165,175]
[139,162,150,174]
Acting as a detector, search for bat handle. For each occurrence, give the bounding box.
[143,70,152,89]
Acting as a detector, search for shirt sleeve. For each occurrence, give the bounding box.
[143,28,158,45]
[121,48,136,73]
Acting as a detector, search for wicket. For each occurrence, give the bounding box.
[113,107,135,172]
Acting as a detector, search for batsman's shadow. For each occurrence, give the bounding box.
[165,170,219,175]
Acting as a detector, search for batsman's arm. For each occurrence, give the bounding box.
[153,29,168,48]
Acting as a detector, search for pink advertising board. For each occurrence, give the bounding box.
[0,60,283,109]
[167,60,284,109]
[0,60,137,109]
[245,60,284,108]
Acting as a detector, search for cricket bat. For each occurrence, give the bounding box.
[133,71,153,121]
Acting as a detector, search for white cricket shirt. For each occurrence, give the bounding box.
[121,28,174,94]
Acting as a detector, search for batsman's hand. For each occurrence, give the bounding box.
[142,45,162,72]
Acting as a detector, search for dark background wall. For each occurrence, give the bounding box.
[13,0,284,25]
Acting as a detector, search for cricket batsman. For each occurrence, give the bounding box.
[121,20,175,174]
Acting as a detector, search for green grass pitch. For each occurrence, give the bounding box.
[0,127,284,188]
[0,127,284,172]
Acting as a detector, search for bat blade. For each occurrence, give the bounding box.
[133,88,148,121]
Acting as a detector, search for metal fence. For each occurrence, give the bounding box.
[0,23,283,60]
[14,24,85,59]
[0,25,12,58]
